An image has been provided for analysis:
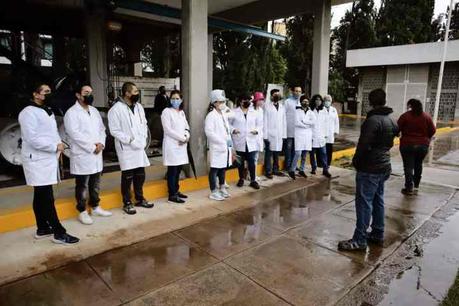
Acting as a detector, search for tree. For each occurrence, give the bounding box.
[376,0,435,46]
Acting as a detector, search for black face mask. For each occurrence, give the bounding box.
[43,93,53,104]
[83,95,94,105]
[272,95,280,102]
[242,101,251,108]
[130,94,140,103]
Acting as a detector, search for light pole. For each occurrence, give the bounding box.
[433,0,456,126]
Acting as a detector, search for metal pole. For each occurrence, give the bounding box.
[433,0,455,126]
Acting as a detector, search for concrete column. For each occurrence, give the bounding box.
[208,33,213,95]
[311,0,331,96]
[86,11,108,107]
[181,0,208,175]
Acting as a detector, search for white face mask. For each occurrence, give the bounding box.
[218,102,226,111]
[324,101,331,108]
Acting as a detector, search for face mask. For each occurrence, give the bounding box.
[301,101,308,108]
[83,95,94,105]
[272,95,280,102]
[293,92,301,99]
[242,101,251,108]
[130,94,140,103]
[171,98,182,109]
[218,102,226,111]
[43,93,53,104]
[324,101,331,108]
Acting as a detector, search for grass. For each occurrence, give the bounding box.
[442,269,459,306]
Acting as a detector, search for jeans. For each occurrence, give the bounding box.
[236,148,257,182]
[33,185,66,235]
[167,165,182,197]
[264,140,280,175]
[290,150,308,172]
[284,137,295,170]
[400,145,429,190]
[310,147,328,172]
[326,143,333,167]
[121,167,146,205]
[352,171,390,246]
[209,167,226,191]
[75,172,101,212]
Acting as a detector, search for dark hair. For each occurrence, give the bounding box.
[74,83,92,94]
[369,89,386,107]
[168,89,184,110]
[31,83,49,95]
[309,94,323,110]
[237,93,251,108]
[407,98,423,116]
[290,86,302,91]
[300,94,309,103]
[159,86,165,91]
[270,89,280,97]
[121,82,136,96]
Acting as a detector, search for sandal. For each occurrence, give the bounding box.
[338,239,367,251]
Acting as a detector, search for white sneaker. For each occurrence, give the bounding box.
[223,182,230,188]
[78,211,93,225]
[219,186,230,198]
[209,191,225,201]
[92,206,112,217]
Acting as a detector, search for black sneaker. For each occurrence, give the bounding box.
[274,171,285,177]
[35,228,53,240]
[249,181,260,189]
[237,179,244,187]
[177,192,188,199]
[367,235,384,247]
[288,171,296,180]
[135,199,155,208]
[168,196,185,204]
[123,203,137,215]
[323,171,332,178]
[298,171,307,178]
[401,188,414,196]
[310,170,316,175]
[52,233,80,245]
[265,173,273,179]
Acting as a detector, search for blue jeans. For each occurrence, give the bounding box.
[284,137,295,171]
[310,147,328,172]
[264,140,280,175]
[209,168,226,191]
[290,150,308,172]
[352,171,390,246]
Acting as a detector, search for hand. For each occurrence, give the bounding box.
[57,143,65,153]
[94,143,104,154]
[232,129,240,135]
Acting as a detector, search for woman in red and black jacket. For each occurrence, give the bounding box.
[397,99,436,195]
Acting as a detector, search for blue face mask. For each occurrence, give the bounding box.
[171,98,182,109]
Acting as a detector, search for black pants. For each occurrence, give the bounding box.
[167,165,182,197]
[33,185,66,235]
[236,148,257,182]
[326,143,333,167]
[121,167,145,205]
[75,172,101,213]
[400,145,429,190]
[209,167,226,191]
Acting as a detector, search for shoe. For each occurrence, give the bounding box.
[135,199,155,208]
[123,203,137,215]
[310,170,316,175]
[219,186,230,198]
[237,179,244,187]
[35,228,53,240]
[288,171,296,180]
[401,188,414,196]
[323,171,332,178]
[274,171,285,177]
[209,191,225,201]
[177,192,188,199]
[223,182,230,188]
[337,239,367,251]
[367,235,384,247]
[168,196,185,204]
[52,233,80,245]
[413,187,419,195]
[298,171,307,178]
[78,211,93,225]
[265,173,273,179]
[249,181,260,189]
[92,206,112,217]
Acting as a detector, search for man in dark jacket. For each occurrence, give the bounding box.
[153,86,169,114]
[338,89,399,251]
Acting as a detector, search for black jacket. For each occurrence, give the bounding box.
[352,106,399,174]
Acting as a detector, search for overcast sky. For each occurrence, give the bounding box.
[331,0,453,28]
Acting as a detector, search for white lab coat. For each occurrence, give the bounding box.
[161,107,190,166]
[18,105,61,186]
[205,109,232,169]
[107,98,150,171]
[64,102,106,175]
[294,107,315,151]
[255,107,264,152]
[324,106,340,144]
[285,97,299,138]
[311,108,328,148]
[229,107,263,153]
[263,101,287,152]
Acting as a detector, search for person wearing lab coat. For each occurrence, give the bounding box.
[229,93,263,190]
[205,89,232,201]
[309,94,332,178]
[263,89,287,179]
[284,86,302,171]
[108,82,154,215]
[288,95,314,180]
[161,90,190,204]
[64,84,112,225]
[251,92,265,182]
[323,94,340,167]
[18,84,79,244]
